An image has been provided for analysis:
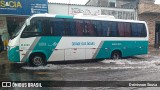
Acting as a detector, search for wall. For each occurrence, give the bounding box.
[48,3,136,20]
[0,16,7,35]
[138,3,160,14]
[139,13,160,46]
[138,3,160,47]
[48,4,101,16]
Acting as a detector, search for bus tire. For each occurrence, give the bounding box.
[29,53,46,66]
[111,51,121,59]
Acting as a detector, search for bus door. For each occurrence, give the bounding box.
[19,18,56,62]
[19,21,41,62]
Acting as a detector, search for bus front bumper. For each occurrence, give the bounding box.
[7,46,20,62]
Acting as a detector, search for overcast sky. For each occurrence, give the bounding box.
[48,0,160,5]
[155,0,160,4]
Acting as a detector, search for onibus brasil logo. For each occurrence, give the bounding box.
[2,82,42,87]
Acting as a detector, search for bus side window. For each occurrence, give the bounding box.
[41,20,51,36]
[50,20,55,35]
[124,23,131,37]
[118,22,125,37]
[91,21,98,36]
[76,20,84,36]
[102,21,110,37]
[93,21,102,36]
[65,19,76,36]
[21,22,41,38]
[131,23,146,37]
[138,24,146,37]
[109,22,118,37]
[141,24,147,37]
[50,18,65,36]
[85,20,96,36]
[117,22,131,37]
[70,20,77,36]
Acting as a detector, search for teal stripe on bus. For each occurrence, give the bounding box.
[55,15,73,19]
[96,41,148,59]
[31,36,62,61]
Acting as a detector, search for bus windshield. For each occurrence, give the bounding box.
[11,22,25,39]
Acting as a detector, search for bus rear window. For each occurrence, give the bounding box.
[131,23,147,37]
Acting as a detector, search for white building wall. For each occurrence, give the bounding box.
[48,3,137,20]
[48,4,101,16]
[48,4,69,15]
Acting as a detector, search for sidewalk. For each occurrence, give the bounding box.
[0,51,10,64]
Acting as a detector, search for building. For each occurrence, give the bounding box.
[138,2,160,48]
[86,0,139,8]
[86,0,160,47]
[86,0,117,7]
[86,0,155,9]
[48,3,137,20]
[0,0,48,36]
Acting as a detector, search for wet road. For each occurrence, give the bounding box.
[1,49,160,90]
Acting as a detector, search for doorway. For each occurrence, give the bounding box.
[155,21,160,48]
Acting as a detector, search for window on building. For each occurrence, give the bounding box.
[108,0,116,7]
[109,2,116,7]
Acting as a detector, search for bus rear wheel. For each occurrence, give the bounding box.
[29,54,46,66]
[111,51,121,59]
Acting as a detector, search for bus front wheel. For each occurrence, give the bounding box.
[111,51,121,59]
[29,53,46,66]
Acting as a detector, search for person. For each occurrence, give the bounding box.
[1,31,10,50]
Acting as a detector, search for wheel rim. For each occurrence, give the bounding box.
[32,56,43,66]
[112,53,120,59]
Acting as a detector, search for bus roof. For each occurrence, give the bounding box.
[29,14,146,23]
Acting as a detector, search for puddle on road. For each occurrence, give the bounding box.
[21,55,160,71]
[102,59,160,65]
[21,60,160,71]
[22,64,61,70]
